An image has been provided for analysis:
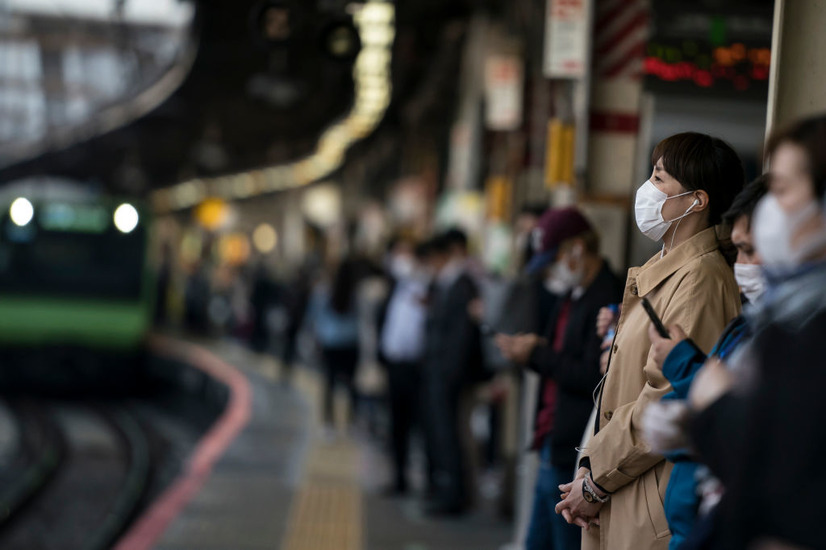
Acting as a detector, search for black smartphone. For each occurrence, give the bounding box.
[641,297,670,339]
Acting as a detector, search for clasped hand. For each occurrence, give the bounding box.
[555,467,604,530]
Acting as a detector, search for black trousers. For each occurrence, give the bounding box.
[321,346,359,426]
[280,325,300,381]
[385,359,421,489]
[423,370,466,508]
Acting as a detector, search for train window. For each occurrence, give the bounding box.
[0,0,197,168]
[0,213,147,301]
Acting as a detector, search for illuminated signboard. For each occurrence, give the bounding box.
[644,2,773,97]
[40,203,109,233]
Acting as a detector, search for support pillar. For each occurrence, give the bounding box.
[766,0,826,135]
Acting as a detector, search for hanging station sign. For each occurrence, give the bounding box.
[484,54,524,131]
[543,0,591,79]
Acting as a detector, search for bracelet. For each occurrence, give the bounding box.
[582,476,610,504]
[589,473,611,496]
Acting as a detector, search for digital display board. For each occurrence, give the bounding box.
[39,203,109,233]
[644,1,774,98]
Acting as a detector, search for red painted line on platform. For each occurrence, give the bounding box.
[113,335,252,550]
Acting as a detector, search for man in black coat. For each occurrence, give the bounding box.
[421,228,483,516]
[497,208,622,550]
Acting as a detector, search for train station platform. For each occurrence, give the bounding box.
[127,338,512,550]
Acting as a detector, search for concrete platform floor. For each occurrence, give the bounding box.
[152,338,513,550]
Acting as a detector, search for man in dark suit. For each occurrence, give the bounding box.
[421,228,483,516]
[497,207,623,550]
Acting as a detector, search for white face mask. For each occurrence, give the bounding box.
[635,180,698,242]
[390,255,416,279]
[752,194,826,268]
[734,263,765,304]
[544,255,584,296]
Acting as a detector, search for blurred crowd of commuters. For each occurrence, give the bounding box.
[168,112,826,550]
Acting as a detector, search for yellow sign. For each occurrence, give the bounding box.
[544,118,575,188]
[485,176,513,222]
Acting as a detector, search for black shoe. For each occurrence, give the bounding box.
[423,500,465,517]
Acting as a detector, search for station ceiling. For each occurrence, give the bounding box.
[0,0,484,198]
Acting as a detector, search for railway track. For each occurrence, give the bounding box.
[0,401,64,528]
[0,400,153,550]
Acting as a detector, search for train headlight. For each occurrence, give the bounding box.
[10,198,34,226]
[114,203,139,233]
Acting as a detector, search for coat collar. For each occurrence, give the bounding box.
[634,227,721,297]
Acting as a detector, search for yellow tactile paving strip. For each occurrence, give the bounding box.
[280,365,364,550]
[281,481,363,550]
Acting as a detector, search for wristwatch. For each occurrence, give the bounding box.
[582,476,610,504]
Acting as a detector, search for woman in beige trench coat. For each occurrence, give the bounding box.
[555,132,745,550]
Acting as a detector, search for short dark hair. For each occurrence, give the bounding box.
[722,174,770,231]
[441,227,468,252]
[386,232,416,254]
[766,114,826,200]
[425,235,450,256]
[414,240,434,259]
[652,132,746,226]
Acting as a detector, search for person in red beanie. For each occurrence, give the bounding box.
[497,207,622,550]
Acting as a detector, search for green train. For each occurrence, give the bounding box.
[0,179,154,353]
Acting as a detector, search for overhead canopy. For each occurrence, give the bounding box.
[0,0,477,205]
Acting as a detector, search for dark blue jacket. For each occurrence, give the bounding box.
[660,315,749,550]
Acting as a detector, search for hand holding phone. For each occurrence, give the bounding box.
[641,298,670,339]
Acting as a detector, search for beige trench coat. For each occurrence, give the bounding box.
[581,227,741,550]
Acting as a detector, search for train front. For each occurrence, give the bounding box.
[0,179,153,393]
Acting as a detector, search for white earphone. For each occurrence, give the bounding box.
[684,198,700,214]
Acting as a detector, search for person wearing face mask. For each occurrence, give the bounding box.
[514,204,550,271]
[420,228,485,516]
[556,133,745,550]
[495,207,622,550]
[488,207,566,548]
[639,175,768,550]
[377,236,432,496]
[494,208,563,346]
[681,114,826,550]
